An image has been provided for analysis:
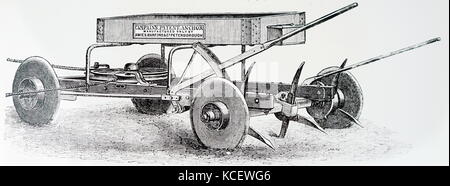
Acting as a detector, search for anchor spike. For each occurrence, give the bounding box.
[337,108,364,128]
[278,62,305,138]
[340,58,348,68]
[293,115,327,134]
[278,120,290,138]
[288,61,305,100]
[248,127,275,150]
[331,58,347,90]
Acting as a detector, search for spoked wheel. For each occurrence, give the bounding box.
[12,56,61,125]
[306,66,363,129]
[131,53,173,114]
[190,78,249,149]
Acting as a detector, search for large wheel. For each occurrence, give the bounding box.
[306,66,363,129]
[131,53,173,114]
[12,56,61,125]
[190,78,249,149]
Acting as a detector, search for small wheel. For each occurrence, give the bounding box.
[12,56,61,125]
[306,66,363,129]
[190,78,249,149]
[131,53,173,114]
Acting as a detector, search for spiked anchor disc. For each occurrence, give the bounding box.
[306,66,363,129]
[190,78,249,149]
[12,56,61,125]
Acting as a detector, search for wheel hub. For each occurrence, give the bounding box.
[17,78,45,110]
[200,102,230,130]
[307,84,346,119]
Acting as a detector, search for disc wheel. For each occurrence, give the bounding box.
[306,66,363,129]
[131,53,173,115]
[12,56,61,125]
[190,78,249,149]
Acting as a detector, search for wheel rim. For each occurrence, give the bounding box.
[191,78,249,149]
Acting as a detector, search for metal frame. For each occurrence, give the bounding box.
[85,43,131,85]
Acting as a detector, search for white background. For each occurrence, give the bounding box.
[0,0,448,165]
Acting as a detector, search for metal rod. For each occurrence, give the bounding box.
[85,43,129,86]
[267,23,301,29]
[161,44,167,89]
[176,50,197,86]
[166,45,194,90]
[61,91,165,99]
[7,58,85,71]
[6,86,73,97]
[305,37,442,81]
[5,79,116,98]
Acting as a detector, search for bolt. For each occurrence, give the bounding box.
[202,113,209,122]
[254,98,260,104]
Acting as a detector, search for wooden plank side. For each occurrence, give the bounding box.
[102,18,243,45]
[97,12,305,45]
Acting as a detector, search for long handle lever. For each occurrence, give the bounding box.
[305,37,441,82]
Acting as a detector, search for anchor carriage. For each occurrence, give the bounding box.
[6,3,440,149]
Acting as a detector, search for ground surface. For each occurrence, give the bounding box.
[2,98,409,165]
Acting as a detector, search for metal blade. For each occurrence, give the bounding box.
[337,108,363,128]
[292,115,327,134]
[278,120,290,138]
[331,58,347,91]
[248,127,275,150]
[339,58,348,69]
[287,61,305,103]
[278,62,305,138]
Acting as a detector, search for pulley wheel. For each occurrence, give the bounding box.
[131,53,172,114]
[306,66,363,129]
[12,56,61,125]
[190,78,249,149]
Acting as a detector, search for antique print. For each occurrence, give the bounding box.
[0,0,448,166]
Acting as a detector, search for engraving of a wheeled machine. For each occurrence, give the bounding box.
[6,3,441,149]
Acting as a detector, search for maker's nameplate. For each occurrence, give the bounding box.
[133,23,206,39]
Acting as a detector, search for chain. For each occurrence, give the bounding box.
[7,58,85,71]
